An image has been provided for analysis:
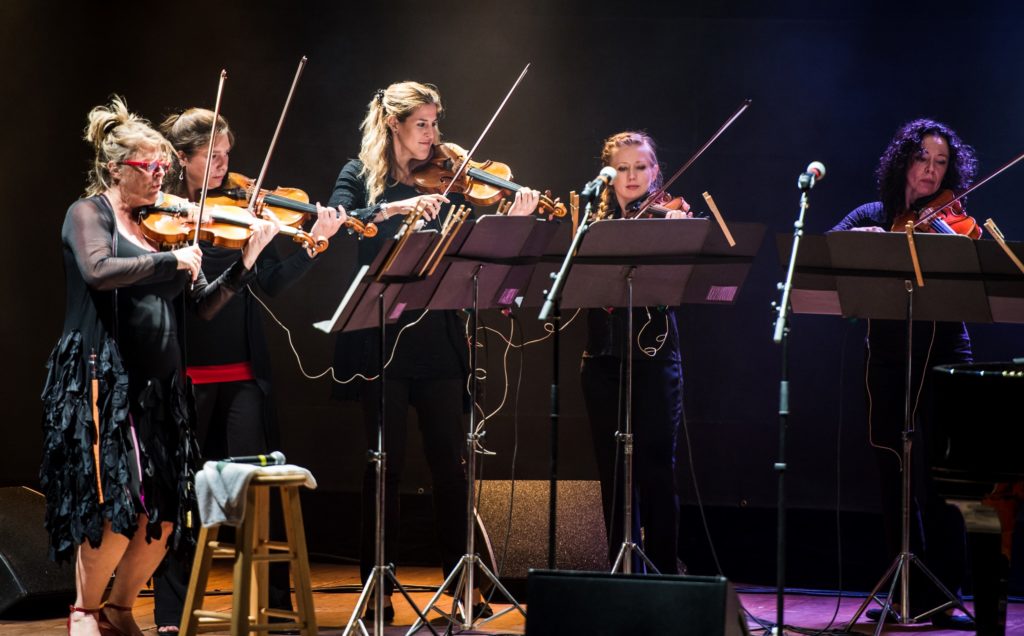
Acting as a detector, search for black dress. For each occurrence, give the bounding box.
[40,195,251,562]
[328,159,470,593]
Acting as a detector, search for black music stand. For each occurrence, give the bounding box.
[314,229,443,636]
[548,218,762,575]
[402,214,559,634]
[783,231,988,634]
[975,238,1024,324]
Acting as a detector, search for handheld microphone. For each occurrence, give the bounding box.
[581,166,617,199]
[219,451,286,466]
[797,161,826,190]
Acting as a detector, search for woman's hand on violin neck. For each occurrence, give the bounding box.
[308,202,347,243]
[173,245,204,282]
[506,188,540,216]
[241,219,281,269]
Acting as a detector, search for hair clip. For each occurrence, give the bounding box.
[374,89,385,103]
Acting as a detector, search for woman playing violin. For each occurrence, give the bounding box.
[145,108,347,632]
[42,96,279,636]
[831,118,975,629]
[581,131,689,577]
[327,81,539,623]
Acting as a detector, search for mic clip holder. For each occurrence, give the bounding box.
[797,172,816,191]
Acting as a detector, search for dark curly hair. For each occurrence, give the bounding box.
[876,118,977,219]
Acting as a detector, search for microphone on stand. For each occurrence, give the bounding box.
[581,166,617,200]
[797,161,826,190]
[218,450,286,466]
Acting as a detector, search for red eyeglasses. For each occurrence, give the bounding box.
[121,159,171,174]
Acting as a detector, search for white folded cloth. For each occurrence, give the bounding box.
[195,461,317,528]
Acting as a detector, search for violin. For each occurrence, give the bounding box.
[624,191,692,219]
[140,192,329,254]
[211,172,377,238]
[890,189,982,239]
[412,143,567,218]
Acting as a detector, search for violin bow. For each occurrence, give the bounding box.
[192,69,227,245]
[434,63,531,229]
[915,149,1024,229]
[246,56,308,218]
[634,98,751,216]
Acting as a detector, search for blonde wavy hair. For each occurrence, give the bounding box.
[358,81,443,205]
[83,95,173,197]
[597,130,661,217]
[159,108,235,197]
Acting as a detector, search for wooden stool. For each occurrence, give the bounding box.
[181,472,317,635]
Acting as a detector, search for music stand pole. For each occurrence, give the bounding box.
[610,268,659,575]
[343,284,437,636]
[844,280,972,635]
[408,264,526,635]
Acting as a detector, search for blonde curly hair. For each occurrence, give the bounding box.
[82,95,173,197]
[358,81,443,205]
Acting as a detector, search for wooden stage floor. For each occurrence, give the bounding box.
[2,561,1021,634]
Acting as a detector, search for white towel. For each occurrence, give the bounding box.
[195,461,318,527]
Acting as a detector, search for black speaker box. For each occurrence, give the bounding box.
[526,569,750,636]
[475,480,608,598]
[0,487,75,616]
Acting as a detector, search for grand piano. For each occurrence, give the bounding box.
[932,361,1024,636]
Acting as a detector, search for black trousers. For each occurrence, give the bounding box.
[581,356,682,575]
[360,376,468,594]
[153,380,292,626]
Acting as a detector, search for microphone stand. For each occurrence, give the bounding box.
[538,183,603,568]
[768,170,814,635]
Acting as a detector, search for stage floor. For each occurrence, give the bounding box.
[2,562,1020,634]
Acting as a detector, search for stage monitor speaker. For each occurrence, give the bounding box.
[525,569,750,636]
[475,480,608,596]
[0,487,75,616]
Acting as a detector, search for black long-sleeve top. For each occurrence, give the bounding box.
[184,240,317,389]
[327,159,468,395]
[582,197,681,363]
[830,200,972,366]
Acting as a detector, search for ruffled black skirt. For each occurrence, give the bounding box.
[40,331,200,563]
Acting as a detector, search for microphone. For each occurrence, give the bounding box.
[581,166,617,199]
[219,451,286,466]
[797,161,826,190]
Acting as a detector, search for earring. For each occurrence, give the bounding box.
[178,169,184,182]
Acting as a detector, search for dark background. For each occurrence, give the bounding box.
[4,0,1024,592]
